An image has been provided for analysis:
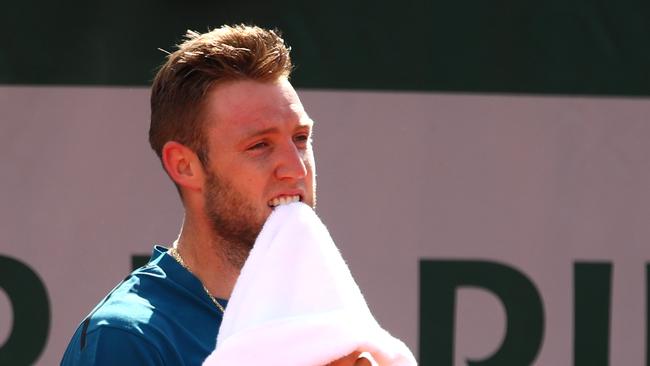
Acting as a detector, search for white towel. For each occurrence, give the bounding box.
[202,202,417,366]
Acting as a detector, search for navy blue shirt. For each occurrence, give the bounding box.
[61,246,226,365]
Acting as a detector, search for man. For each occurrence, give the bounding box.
[61,24,370,365]
[62,24,310,364]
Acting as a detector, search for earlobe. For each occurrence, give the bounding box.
[161,141,204,192]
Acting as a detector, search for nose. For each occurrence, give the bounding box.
[275,141,308,180]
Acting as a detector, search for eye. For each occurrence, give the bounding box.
[247,141,269,151]
[293,133,310,146]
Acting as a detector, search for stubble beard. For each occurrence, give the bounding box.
[203,169,265,269]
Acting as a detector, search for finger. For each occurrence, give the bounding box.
[354,352,378,366]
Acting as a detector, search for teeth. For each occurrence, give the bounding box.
[268,195,301,207]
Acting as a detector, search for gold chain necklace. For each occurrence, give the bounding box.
[168,247,226,313]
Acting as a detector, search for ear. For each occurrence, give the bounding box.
[161,141,205,193]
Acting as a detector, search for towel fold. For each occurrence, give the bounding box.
[203,202,417,366]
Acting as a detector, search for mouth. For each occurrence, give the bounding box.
[267,195,302,208]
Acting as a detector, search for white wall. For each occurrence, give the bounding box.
[1,86,649,365]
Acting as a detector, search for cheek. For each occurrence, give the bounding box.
[304,148,316,172]
[226,162,272,197]
[247,165,277,197]
[304,152,317,188]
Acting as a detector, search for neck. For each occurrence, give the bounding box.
[173,214,241,300]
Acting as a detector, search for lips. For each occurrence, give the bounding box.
[267,195,301,207]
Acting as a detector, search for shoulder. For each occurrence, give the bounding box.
[82,262,188,340]
[62,249,222,365]
[62,265,180,364]
[61,325,167,365]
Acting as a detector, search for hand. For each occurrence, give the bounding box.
[326,351,377,366]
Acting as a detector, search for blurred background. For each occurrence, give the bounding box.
[1,1,650,365]
[3,0,649,93]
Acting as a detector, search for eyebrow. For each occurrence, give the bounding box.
[243,122,313,140]
[244,127,280,139]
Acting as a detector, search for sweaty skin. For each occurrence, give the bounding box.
[166,77,316,301]
[166,78,373,364]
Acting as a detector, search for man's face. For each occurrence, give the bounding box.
[201,78,316,266]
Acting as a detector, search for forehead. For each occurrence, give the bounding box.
[202,78,313,136]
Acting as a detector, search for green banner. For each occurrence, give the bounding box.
[2,0,649,95]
